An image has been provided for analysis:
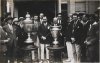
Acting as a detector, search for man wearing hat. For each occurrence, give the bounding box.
[38,16,52,62]
[3,17,17,63]
[13,18,19,25]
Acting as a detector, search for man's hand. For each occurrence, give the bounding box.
[32,32,37,35]
[3,38,10,43]
[41,36,46,40]
[84,40,91,45]
[16,37,18,40]
[3,40,9,43]
[60,33,62,36]
[71,37,75,43]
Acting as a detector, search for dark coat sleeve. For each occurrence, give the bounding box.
[0,27,8,40]
[71,21,83,44]
[86,24,99,45]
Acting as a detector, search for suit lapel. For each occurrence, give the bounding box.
[6,25,12,33]
[7,25,15,34]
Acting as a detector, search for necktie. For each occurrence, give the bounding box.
[89,24,92,31]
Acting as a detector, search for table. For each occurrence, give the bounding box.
[21,45,38,63]
[47,46,64,63]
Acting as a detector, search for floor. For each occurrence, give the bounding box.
[0,49,74,63]
[0,42,86,63]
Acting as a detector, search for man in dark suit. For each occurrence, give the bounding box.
[80,15,90,61]
[84,21,99,62]
[69,14,83,63]
[38,16,52,62]
[65,16,74,61]
[15,19,28,59]
[3,17,17,62]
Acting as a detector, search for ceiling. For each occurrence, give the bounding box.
[14,0,57,2]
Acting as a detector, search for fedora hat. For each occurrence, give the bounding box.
[5,17,13,22]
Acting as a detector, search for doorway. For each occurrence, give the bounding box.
[15,0,57,22]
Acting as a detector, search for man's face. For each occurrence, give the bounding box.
[53,18,58,24]
[14,22,18,25]
[73,15,77,21]
[43,18,47,22]
[8,20,12,24]
[34,16,38,21]
[43,18,47,25]
[58,14,62,20]
[40,13,44,19]
[8,15,11,18]
[83,17,87,22]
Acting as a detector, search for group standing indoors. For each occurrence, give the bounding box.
[0,12,99,63]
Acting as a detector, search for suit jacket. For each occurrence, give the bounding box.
[65,22,73,42]
[85,22,99,62]
[32,21,40,42]
[86,23,99,45]
[16,26,28,47]
[38,24,52,44]
[3,24,17,47]
[0,26,8,40]
[70,20,83,44]
[80,21,90,44]
[0,26,8,52]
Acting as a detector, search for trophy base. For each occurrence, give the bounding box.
[24,38,34,44]
[53,45,59,48]
[53,41,59,45]
[47,45,64,50]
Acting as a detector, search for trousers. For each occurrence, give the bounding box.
[40,43,49,60]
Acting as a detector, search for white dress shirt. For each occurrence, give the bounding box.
[8,24,13,33]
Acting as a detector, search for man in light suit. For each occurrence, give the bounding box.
[31,15,41,60]
[38,16,52,62]
[3,17,17,63]
[32,15,40,46]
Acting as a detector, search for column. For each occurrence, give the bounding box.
[67,0,71,16]
[10,0,14,17]
[58,0,61,13]
[7,1,10,13]
[0,0,1,25]
[14,6,18,17]
[86,0,89,14]
[7,0,14,17]
[69,0,75,14]
[98,1,100,19]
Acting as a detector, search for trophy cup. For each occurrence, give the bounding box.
[23,12,34,45]
[23,12,38,62]
[48,17,64,63]
[50,17,62,48]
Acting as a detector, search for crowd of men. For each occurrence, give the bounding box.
[0,12,99,63]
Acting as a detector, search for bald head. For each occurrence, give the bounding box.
[53,17,58,24]
[40,13,44,19]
